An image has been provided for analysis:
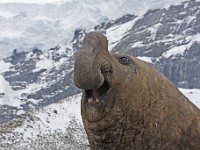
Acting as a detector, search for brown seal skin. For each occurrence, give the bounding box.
[74,32,200,150]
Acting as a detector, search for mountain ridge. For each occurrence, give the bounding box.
[0,0,189,56]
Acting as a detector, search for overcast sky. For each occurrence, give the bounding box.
[0,0,70,3]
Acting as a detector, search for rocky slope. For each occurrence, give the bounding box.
[111,0,200,89]
[0,94,89,150]
[0,44,80,124]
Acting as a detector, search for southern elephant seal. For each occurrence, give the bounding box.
[74,32,200,150]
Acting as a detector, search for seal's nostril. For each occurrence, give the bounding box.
[101,61,112,73]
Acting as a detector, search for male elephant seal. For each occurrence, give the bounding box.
[74,32,200,150]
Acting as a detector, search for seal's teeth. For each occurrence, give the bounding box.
[88,98,100,104]
[88,98,92,103]
[96,98,100,103]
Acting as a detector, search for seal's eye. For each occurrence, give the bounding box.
[119,56,130,65]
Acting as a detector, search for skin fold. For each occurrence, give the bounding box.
[74,32,200,150]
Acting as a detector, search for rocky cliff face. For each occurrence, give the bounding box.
[111,0,200,88]
[0,41,81,124]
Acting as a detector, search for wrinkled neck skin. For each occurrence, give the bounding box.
[80,55,138,149]
[80,58,164,150]
[74,32,200,150]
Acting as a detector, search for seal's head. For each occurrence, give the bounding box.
[74,32,200,150]
[74,32,139,122]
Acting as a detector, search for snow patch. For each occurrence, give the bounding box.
[162,33,200,59]
[180,88,200,108]
[0,75,22,107]
[185,34,200,43]
[137,56,153,63]
[0,59,12,72]
[0,29,22,39]
[162,42,192,59]
[0,60,23,107]
[32,56,54,73]
[14,94,82,141]
[147,23,163,40]
[107,17,139,50]
[131,41,144,48]
[0,10,15,18]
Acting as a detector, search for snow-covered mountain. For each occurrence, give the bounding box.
[0,0,200,149]
[0,0,189,57]
[111,1,200,89]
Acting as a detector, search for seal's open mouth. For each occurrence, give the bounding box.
[84,81,110,108]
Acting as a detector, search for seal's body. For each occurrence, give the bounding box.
[74,32,200,150]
